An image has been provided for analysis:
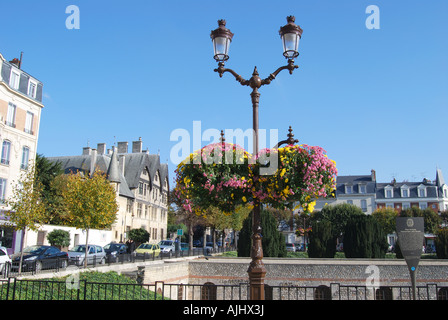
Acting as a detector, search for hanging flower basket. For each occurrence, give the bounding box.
[174,142,253,214]
[252,144,337,212]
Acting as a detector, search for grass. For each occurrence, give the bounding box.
[0,271,166,300]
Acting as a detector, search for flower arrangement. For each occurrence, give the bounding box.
[252,144,337,212]
[174,142,253,214]
[174,141,337,215]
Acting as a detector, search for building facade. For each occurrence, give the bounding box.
[47,138,169,246]
[0,53,44,254]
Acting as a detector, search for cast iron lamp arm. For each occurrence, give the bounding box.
[214,62,250,86]
[261,59,298,86]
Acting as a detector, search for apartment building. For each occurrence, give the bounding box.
[0,52,44,254]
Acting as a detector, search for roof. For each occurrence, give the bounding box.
[47,151,169,199]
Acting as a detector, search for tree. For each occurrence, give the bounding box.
[343,215,388,258]
[4,162,46,274]
[47,229,71,248]
[35,154,67,225]
[60,170,118,268]
[372,207,398,235]
[435,228,448,259]
[307,220,337,258]
[238,210,286,258]
[127,228,150,247]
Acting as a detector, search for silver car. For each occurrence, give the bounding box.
[68,244,106,266]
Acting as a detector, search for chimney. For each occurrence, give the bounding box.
[119,155,126,175]
[117,142,128,154]
[371,169,376,182]
[83,147,92,155]
[132,137,143,153]
[97,143,106,155]
[9,58,20,68]
[90,149,97,176]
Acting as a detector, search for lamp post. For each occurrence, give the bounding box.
[210,16,303,300]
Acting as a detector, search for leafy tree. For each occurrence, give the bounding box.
[60,170,118,267]
[307,220,337,258]
[313,203,364,240]
[47,229,71,248]
[372,207,398,235]
[4,162,46,274]
[127,228,150,247]
[238,210,286,258]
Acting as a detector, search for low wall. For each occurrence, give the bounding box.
[188,257,448,288]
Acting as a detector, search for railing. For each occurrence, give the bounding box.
[0,246,234,278]
[0,278,447,300]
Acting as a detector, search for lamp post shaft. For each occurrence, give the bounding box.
[248,87,266,300]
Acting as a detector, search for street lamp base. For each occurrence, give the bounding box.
[248,263,267,300]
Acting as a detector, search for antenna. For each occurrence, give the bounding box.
[19,52,23,69]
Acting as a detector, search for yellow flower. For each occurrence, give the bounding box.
[242,196,247,202]
[280,168,286,177]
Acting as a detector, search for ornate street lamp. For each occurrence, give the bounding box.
[210,16,303,300]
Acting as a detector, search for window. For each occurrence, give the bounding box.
[9,71,19,89]
[359,185,366,194]
[419,203,427,210]
[361,200,367,212]
[1,141,11,165]
[138,182,144,195]
[0,178,6,203]
[345,185,353,194]
[418,186,426,197]
[21,147,30,170]
[386,190,392,198]
[28,81,37,98]
[347,200,353,205]
[402,203,410,210]
[6,103,16,128]
[402,189,409,197]
[25,112,34,134]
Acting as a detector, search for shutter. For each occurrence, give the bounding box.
[18,73,29,94]
[1,62,11,84]
[36,82,43,102]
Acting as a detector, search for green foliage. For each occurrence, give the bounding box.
[237,210,286,258]
[127,228,150,245]
[0,271,165,300]
[435,228,448,259]
[47,229,71,247]
[313,203,364,238]
[372,208,398,235]
[343,215,388,258]
[307,220,337,258]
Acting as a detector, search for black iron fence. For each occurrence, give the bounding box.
[0,246,233,278]
[0,277,447,300]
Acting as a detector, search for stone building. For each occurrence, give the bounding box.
[47,138,169,245]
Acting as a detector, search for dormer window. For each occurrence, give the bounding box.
[9,70,20,90]
[359,184,366,194]
[385,185,394,198]
[401,185,410,198]
[418,185,426,198]
[345,185,353,194]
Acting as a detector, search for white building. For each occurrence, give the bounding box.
[0,52,44,254]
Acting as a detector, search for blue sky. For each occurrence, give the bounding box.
[1,0,447,185]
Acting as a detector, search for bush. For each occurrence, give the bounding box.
[435,228,448,259]
[47,229,71,247]
[238,210,287,258]
[343,215,388,258]
[307,220,336,258]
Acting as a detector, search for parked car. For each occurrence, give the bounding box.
[135,243,161,257]
[68,245,106,266]
[286,243,296,252]
[0,246,11,275]
[159,240,175,253]
[103,242,128,262]
[11,245,68,272]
